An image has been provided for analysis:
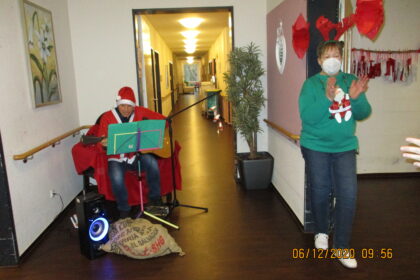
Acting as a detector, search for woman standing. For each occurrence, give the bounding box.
[299,40,371,269]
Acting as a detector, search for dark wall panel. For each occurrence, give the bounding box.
[0,132,19,266]
[307,0,339,77]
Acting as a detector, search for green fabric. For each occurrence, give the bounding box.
[299,71,371,153]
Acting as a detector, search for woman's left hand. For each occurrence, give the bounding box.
[400,137,420,167]
[349,75,369,99]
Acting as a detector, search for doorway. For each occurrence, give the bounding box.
[132,7,233,118]
[151,49,162,113]
[169,62,175,110]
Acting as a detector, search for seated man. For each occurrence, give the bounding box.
[98,86,166,219]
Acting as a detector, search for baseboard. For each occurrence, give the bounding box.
[270,184,305,233]
[358,172,420,179]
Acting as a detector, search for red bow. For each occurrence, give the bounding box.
[335,14,356,40]
[315,0,383,41]
[292,14,310,59]
[354,0,384,40]
[316,16,336,41]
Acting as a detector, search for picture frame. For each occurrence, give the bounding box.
[22,0,62,107]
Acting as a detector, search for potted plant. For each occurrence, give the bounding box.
[223,42,274,189]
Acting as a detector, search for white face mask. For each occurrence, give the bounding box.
[321,57,342,75]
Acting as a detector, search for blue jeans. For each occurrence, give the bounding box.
[301,146,357,249]
[108,154,161,212]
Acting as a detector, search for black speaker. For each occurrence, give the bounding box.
[75,192,109,259]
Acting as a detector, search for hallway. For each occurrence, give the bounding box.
[1,94,419,280]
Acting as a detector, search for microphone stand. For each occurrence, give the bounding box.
[166,91,220,213]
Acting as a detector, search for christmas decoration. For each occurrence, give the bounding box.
[354,0,384,40]
[292,14,310,59]
[351,48,420,83]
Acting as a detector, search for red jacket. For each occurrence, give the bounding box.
[72,123,182,205]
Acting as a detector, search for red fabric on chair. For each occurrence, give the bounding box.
[72,125,182,205]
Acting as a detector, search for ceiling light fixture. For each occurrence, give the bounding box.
[183,39,197,45]
[179,18,204,29]
[181,30,199,39]
[185,48,196,54]
[184,43,197,49]
[186,56,194,64]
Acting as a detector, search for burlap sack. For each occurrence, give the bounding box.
[100,218,185,259]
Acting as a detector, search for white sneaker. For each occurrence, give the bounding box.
[314,233,329,250]
[337,256,358,269]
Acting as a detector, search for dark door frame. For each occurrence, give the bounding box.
[0,131,19,266]
[151,49,162,113]
[132,6,235,108]
[169,61,175,111]
[131,5,235,155]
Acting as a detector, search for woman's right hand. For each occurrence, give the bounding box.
[400,137,420,167]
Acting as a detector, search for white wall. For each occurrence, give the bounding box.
[268,130,305,223]
[266,0,285,13]
[67,0,268,153]
[0,0,81,254]
[266,0,305,223]
[352,0,420,173]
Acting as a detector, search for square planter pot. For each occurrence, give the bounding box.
[236,152,274,190]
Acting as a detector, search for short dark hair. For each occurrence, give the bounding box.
[317,40,345,58]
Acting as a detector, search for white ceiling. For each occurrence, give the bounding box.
[143,11,230,57]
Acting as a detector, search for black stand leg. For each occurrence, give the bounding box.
[136,152,180,230]
[166,93,219,213]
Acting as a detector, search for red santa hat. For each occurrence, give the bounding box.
[116,86,136,107]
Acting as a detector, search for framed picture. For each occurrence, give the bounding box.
[22,0,61,107]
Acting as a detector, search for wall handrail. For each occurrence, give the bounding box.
[13,125,92,163]
[264,119,300,142]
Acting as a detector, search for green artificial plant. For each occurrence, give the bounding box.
[224,42,266,160]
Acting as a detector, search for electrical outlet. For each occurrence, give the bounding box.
[49,190,56,198]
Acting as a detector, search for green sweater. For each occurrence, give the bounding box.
[299,71,371,153]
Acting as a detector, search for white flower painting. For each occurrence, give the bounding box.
[23,0,61,107]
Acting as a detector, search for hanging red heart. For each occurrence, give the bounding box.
[316,16,337,41]
[354,0,384,40]
[292,14,310,59]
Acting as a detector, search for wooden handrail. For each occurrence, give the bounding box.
[13,125,92,163]
[264,119,300,142]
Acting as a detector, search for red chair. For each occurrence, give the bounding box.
[71,124,182,206]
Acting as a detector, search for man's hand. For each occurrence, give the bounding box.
[349,75,369,99]
[400,137,420,167]
[101,138,108,147]
[326,77,337,101]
